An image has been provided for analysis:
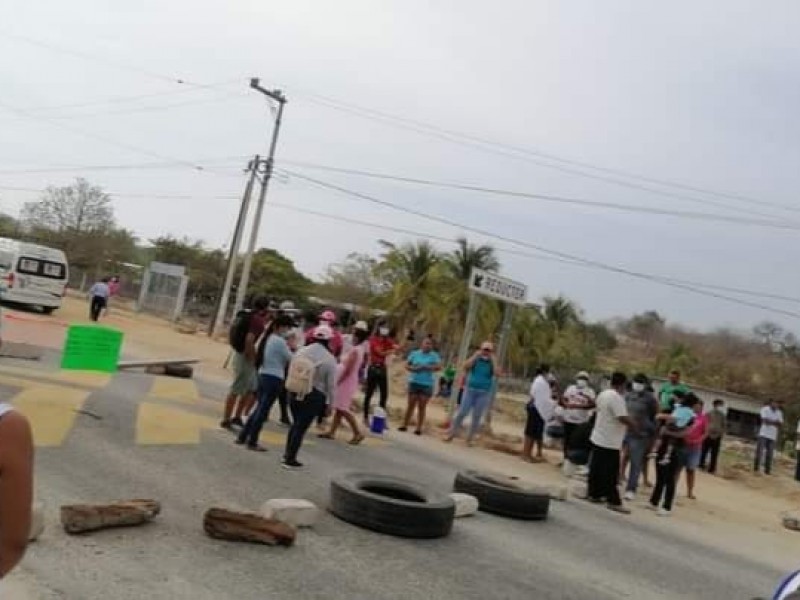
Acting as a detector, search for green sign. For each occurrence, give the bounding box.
[61,325,124,373]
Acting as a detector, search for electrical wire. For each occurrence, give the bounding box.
[279,161,800,232]
[296,91,800,217]
[277,168,800,320]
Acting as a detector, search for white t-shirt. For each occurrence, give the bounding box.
[758,406,783,441]
[529,375,555,422]
[590,389,629,450]
[562,384,596,424]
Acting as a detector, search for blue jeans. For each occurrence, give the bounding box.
[754,436,775,474]
[284,389,326,462]
[625,436,650,493]
[450,387,491,440]
[237,374,283,447]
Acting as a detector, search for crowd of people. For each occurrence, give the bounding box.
[219,298,418,469]
[523,367,732,516]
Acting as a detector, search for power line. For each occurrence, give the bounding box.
[296,91,800,218]
[0,156,248,175]
[278,168,800,320]
[279,161,800,232]
[0,184,239,200]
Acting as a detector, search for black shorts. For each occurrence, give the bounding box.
[525,404,545,440]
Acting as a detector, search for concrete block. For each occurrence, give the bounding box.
[260,499,319,528]
[782,511,800,532]
[449,493,479,518]
[547,485,569,502]
[29,500,44,542]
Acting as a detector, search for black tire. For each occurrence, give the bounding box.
[453,470,550,520]
[41,307,55,315]
[330,472,455,539]
[163,364,194,379]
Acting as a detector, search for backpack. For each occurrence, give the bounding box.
[285,351,319,398]
[228,310,252,353]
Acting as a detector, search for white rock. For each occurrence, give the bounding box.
[28,500,44,542]
[259,499,319,528]
[571,482,588,499]
[449,493,479,518]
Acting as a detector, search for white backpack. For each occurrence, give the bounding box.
[285,352,319,398]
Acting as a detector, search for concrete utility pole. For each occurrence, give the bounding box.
[209,155,259,337]
[485,304,515,428]
[232,79,287,316]
[448,290,480,419]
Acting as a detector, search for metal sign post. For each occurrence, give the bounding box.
[447,290,479,418]
[485,303,515,428]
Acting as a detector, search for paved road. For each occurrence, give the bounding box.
[2,354,783,599]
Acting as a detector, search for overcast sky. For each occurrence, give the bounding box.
[1,0,799,332]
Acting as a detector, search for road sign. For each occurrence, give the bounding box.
[469,268,528,306]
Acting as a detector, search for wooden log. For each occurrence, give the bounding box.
[118,358,199,370]
[203,508,296,547]
[61,499,161,534]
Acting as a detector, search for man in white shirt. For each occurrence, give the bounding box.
[754,399,784,475]
[88,277,110,322]
[587,371,636,514]
[523,364,554,463]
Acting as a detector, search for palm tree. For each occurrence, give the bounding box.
[375,239,441,333]
[445,236,500,281]
[542,295,580,332]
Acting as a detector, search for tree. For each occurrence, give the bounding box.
[624,310,666,350]
[246,248,312,304]
[445,236,500,281]
[542,295,581,331]
[21,178,114,234]
[317,252,387,307]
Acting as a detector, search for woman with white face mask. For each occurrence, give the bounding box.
[620,373,659,500]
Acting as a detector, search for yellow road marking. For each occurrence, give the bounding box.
[148,377,199,403]
[13,385,89,447]
[136,402,219,445]
[0,365,110,389]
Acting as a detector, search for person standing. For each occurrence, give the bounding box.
[282,325,337,470]
[795,417,800,483]
[682,399,708,499]
[0,402,33,578]
[88,277,110,321]
[400,336,441,435]
[621,373,658,501]
[700,399,726,474]
[587,371,636,514]
[320,321,370,444]
[561,371,597,461]
[445,342,497,446]
[754,398,784,475]
[522,365,554,463]
[659,369,690,410]
[362,323,397,425]
[649,393,699,516]
[236,314,295,451]
[221,297,269,430]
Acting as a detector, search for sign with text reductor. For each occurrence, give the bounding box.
[469,268,528,306]
[61,325,124,373]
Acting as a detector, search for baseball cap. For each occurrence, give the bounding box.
[313,324,333,340]
[576,371,590,380]
[354,320,369,331]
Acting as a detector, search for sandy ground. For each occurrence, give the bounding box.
[4,295,800,574]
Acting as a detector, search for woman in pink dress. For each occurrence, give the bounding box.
[319,322,370,445]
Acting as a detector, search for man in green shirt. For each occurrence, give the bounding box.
[658,369,690,410]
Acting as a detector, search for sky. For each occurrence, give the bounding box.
[1,0,799,332]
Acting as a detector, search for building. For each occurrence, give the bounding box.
[652,377,762,439]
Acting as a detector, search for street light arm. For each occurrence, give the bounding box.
[249,77,286,104]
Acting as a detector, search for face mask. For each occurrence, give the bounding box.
[576,379,588,389]
[632,382,645,393]
[379,328,389,336]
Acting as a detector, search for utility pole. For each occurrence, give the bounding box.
[209,155,259,337]
[485,304,515,429]
[448,290,480,419]
[232,79,287,316]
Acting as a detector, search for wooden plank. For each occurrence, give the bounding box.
[118,358,199,369]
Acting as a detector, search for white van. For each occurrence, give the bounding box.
[0,238,69,314]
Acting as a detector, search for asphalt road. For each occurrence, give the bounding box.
[3,354,783,600]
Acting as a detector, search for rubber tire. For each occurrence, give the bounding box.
[163,364,193,379]
[41,307,55,315]
[453,470,550,520]
[330,472,455,539]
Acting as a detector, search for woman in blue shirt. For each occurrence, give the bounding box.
[445,341,497,445]
[400,337,442,435]
[237,314,295,451]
